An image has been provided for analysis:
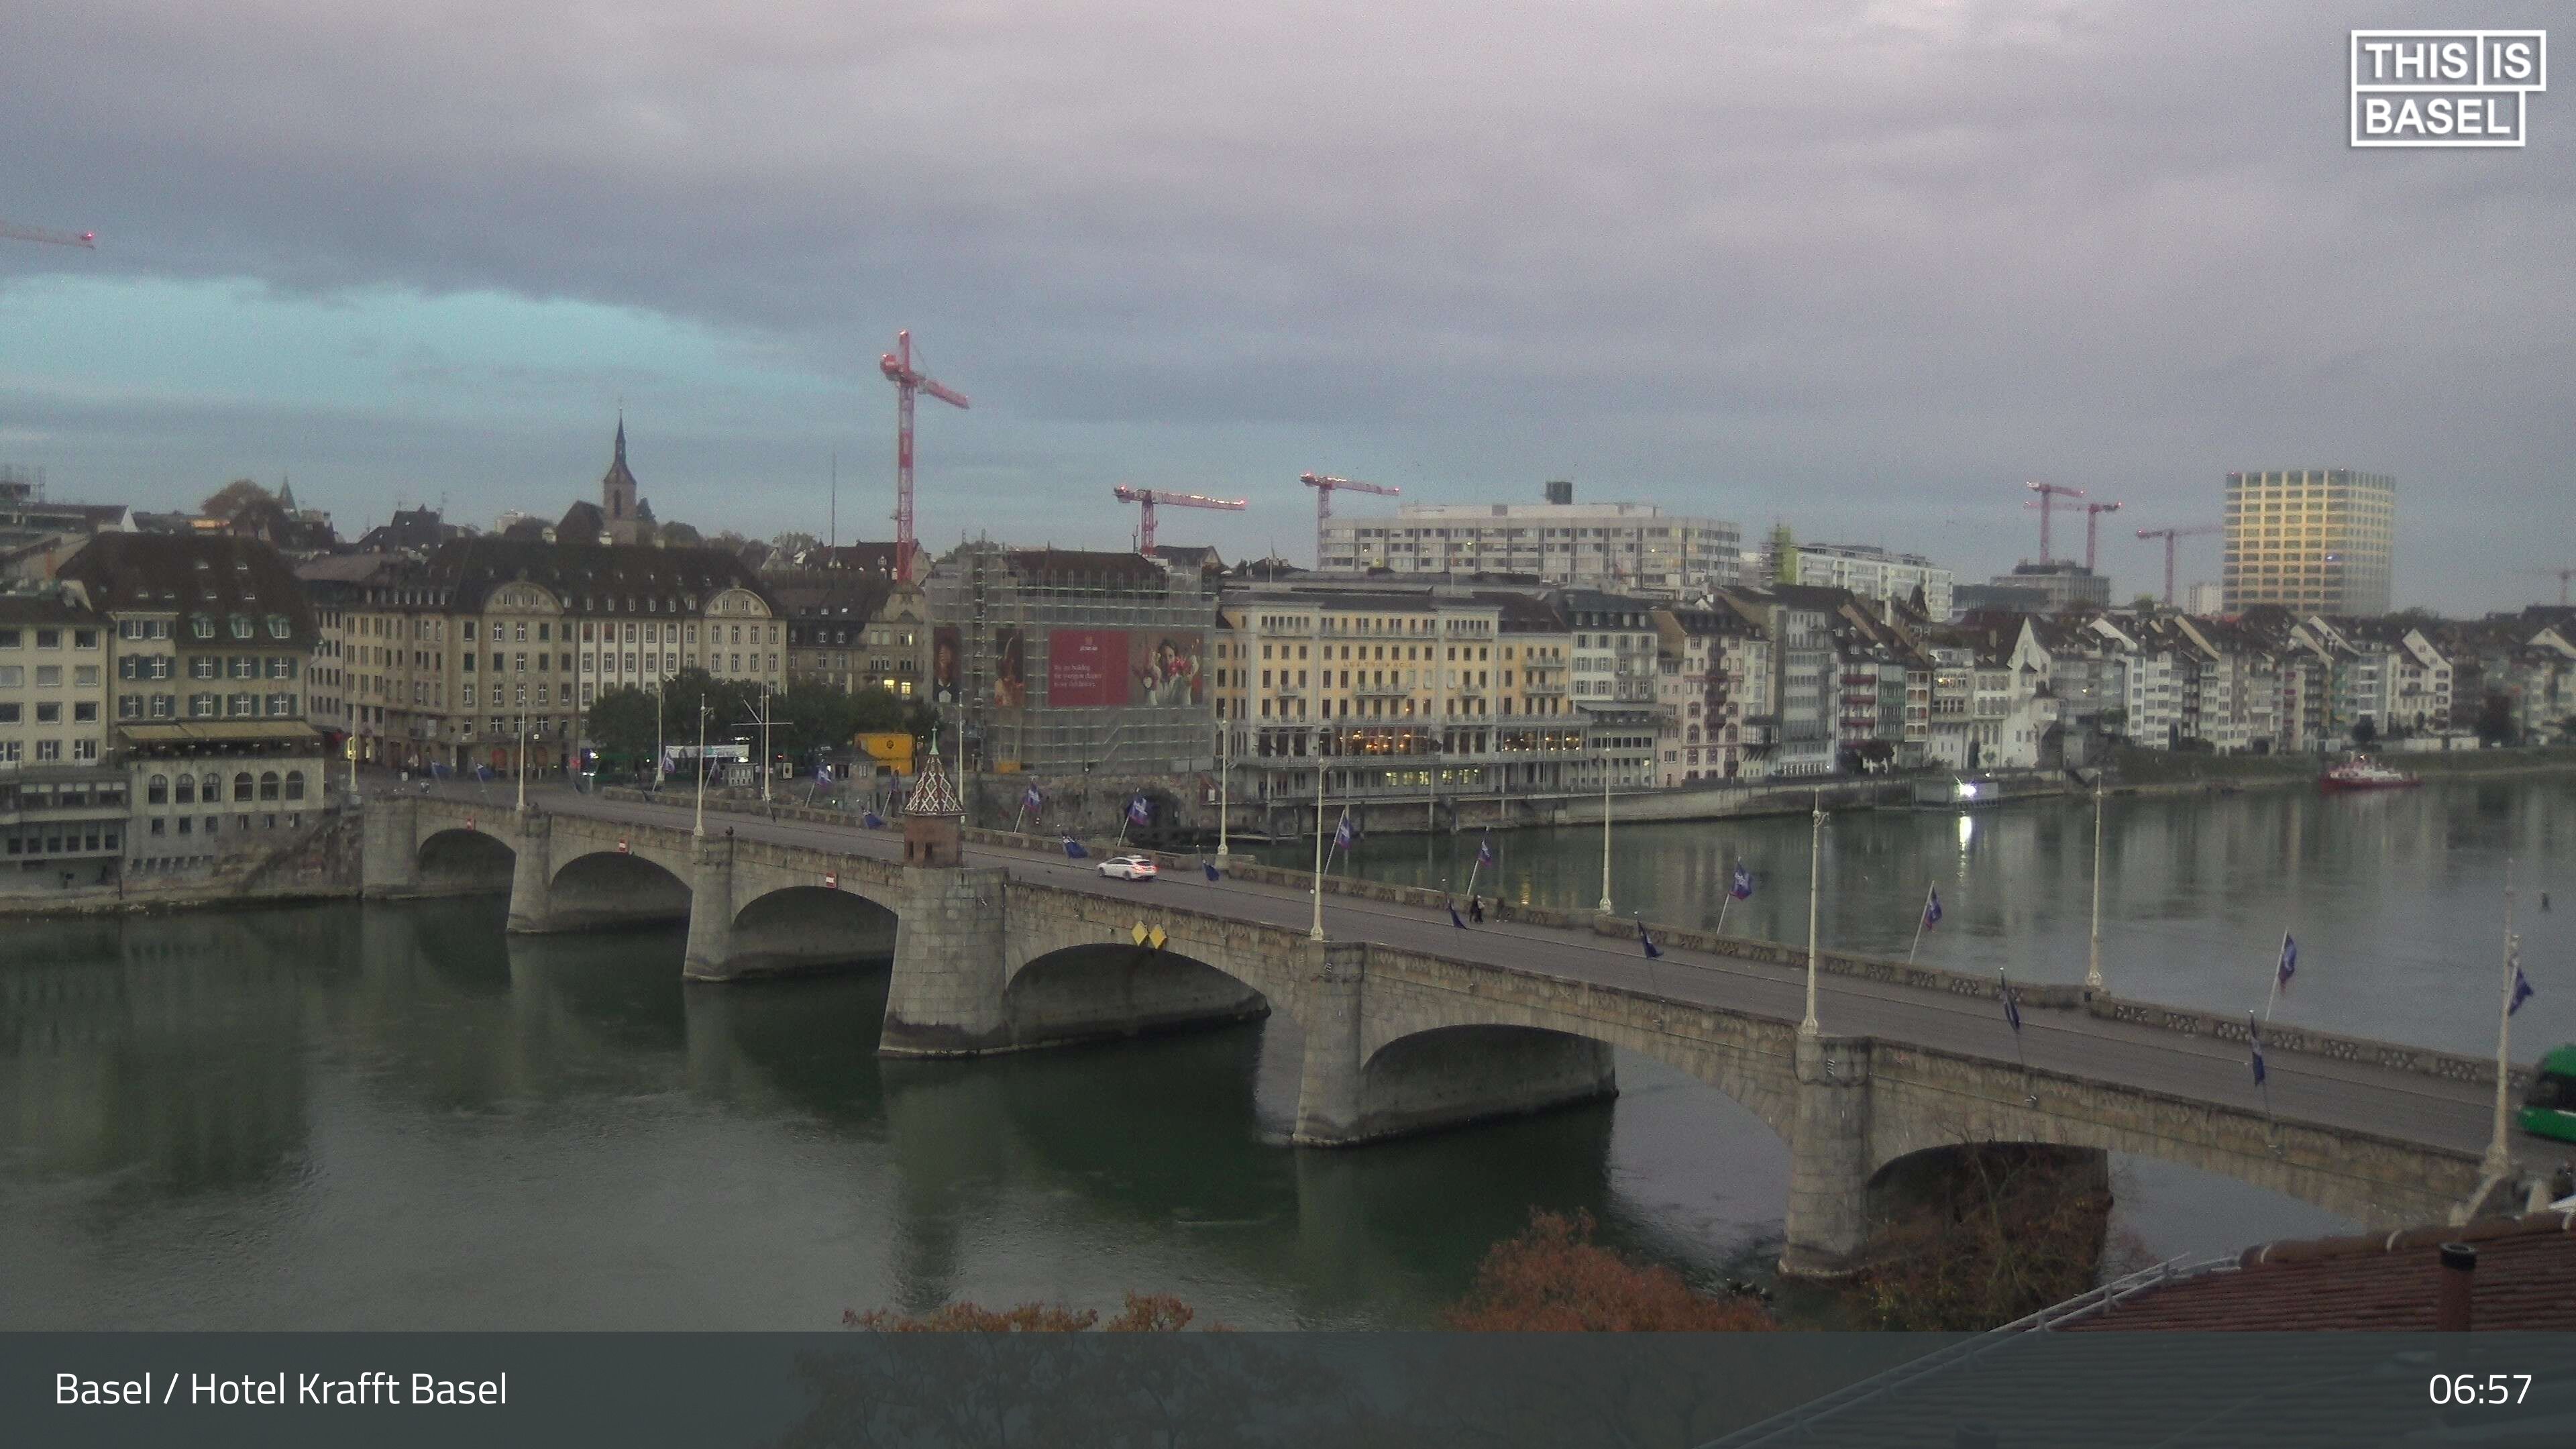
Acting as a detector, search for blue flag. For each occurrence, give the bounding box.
[1477,833,1495,867]
[1332,814,1355,851]
[1202,861,1221,883]
[1127,796,1150,826]
[1062,837,1089,859]
[1923,887,1943,930]
[2276,932,2298,994]
[1638,921,1662,959]
[2510,959,2535,1018]
[2249,1016,2267,1087]
[1023,784,1044,813]
[1449,904,1468,929]
[476,764,493,782]
[2000,974,2021,1033]
[1730,862,1754,901]
[861,810,885,828]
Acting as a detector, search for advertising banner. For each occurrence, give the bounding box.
[1046,629,1129,706]
[931,627,961,705]
[993,626,1026,710]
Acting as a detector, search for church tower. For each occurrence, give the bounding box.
[601,419,641,544]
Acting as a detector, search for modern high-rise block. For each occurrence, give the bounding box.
[2222,469,2394,616]
[1316,481,1739,598]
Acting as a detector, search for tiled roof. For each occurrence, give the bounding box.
[418,539,780,615]
[2064,1210,2576,1332]
[55,533,316,643]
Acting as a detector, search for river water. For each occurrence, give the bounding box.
[4,779,2569,1330]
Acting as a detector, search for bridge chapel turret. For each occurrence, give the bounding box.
[600,419,643,544]
[903,737,964,867]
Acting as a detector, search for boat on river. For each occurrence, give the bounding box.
[2318,755,2421,792]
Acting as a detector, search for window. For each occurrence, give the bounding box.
[268,616,291,639]
[260,771,280,801]
[35,702,60,724]
[285,771,306,802]
[74,702,97,722]
[233,773,254,802]
[148,774,169,805]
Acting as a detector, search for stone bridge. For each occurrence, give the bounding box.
[360,794,2508,1277]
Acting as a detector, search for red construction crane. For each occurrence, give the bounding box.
[1112,486,1246,557]
[2519,566,2575,607]
[2135,525,2223,606]
[1298,472,1399,566]
[2079,500,2123,572]
[877,329,969,584]
[2023,480,2086,564]
[0,219,96,248]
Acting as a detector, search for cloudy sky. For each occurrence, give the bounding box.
[1,1,2567,610]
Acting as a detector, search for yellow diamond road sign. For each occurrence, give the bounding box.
[1131,922,1149,947]
[1148,925,1168,951]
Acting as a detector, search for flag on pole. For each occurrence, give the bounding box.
[1023,784,1044,814]
[2275,933,2298,995]
[2249,1020,2267,1086]
[1127,796,1150,826]
[1638,921,1662,959]
[2000,975,2021,1033]
[1729,862,1755,901]
[816,761,833,787]
[1477,834,1495,867]
[1923,886,1943,930]
[2510,936,2535,1016]
[861,809,886,828]
[1449,904,1468,929]
[1062,837,1089,859]
[1202,861,1221,882]
[1332,814,1356,851]
[475,764,493,782]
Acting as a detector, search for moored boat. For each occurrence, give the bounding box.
[2318,755,2421,792]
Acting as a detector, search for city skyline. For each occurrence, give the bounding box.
[4,1,2570,612]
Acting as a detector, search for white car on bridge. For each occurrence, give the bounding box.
[1098,855,1159,881]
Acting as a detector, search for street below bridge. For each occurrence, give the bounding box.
[416,779,2556,1187]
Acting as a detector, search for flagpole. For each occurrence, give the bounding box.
[2484,858,2519,1179]
[1597,747,1613,914]
[1802,790,1823,1037]
[2263,928,2288,1024]
[1309,729,1327,941]
[2085,771,2107,992]
[2251,1012,2277,1130]
[1715,892,1731,936]
[2000,970,2033,1091]
[1907,881,1933,965]
[1216,715,1230,859]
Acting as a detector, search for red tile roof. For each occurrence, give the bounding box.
[2067,1210,2576,1332]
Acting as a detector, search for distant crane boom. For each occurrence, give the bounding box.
[0,219,95,249]
[877,329,969,584]
[2518,566,2576,607]
[2079,500,2123,572]
[1113,486,1247,556]
[1299,472,1399,567]
[2023,480,2086,564]
[2135,524,2224,607]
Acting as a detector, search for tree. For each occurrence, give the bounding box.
[200,478,274,519]
[586,685,662,765]
[772,529,822,557]
[2475,690,2517,746]
[1441,1210,1773,1332]
[845,1293,1203,1333]
[1845,1144,2147,1331]
[656,521,703,548]
[2351,714,2379,746]
[2129,594,2161,614]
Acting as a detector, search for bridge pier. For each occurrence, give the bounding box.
[682,835,737,981]
[359,796,422,898]
[1779,1032,1874,1280]
[504,811,553,933]
[879,865,1013,1056]
[1291,941,1371,1145]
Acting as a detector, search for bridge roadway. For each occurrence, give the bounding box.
[410,780,2547,1197]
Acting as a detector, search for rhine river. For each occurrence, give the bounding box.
[5,778,2569,1330]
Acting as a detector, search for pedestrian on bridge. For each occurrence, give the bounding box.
[1469,896,1485,924]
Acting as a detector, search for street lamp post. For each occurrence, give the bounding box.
[515,720,530,812]
[1308,727,1327,941]
[2086,771,2106,992]
[2483,860,2521,1179]
[1216,712,1230,859]
[692,700,709,838]
[1597,743,1613,914]
[1802,790,1825,1037]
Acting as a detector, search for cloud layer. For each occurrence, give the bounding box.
[2,1,2568,608]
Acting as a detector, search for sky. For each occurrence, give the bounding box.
[1,1,2568,612]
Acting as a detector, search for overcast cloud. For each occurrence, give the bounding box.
[2,1,2568,610]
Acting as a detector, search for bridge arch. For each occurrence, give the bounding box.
[727,885,902,974]
[547,849,693,931]
[998,943,1271,1049]
[1350,1024,1621,1142]
[416,826,515,894]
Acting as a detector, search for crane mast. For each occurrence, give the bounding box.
[1299,472,1399,568]
[2135,524,2223,606]
[877,329,969,584]
[2023,480,2086,564]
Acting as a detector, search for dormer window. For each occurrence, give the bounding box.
[267,616,291,639]
[191,615,215,639]
[229,614,252,639]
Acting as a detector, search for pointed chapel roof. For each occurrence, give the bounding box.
[602,418,639,493]
[906,737,963,818]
